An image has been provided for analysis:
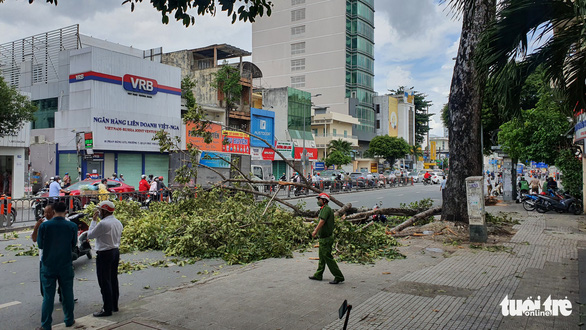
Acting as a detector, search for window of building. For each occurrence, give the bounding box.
[291,58,305,71]
[344,130,348,138]
[376,120,380,129]
[291,25,306,36]
[333,129,337,136]
[31,97,58,129]
[291,8,305,22]
[291,75,305,88]
[375,104,380,113]
[313,129,318,136]
[291,0,305,5]
[291,42,306,55]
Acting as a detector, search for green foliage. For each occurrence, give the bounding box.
[325,139,353,168]
[365,136,411,168]
[498,85,570,164]
[555,149,583,197]
[29,0,273,26]
[211,64,243,112]
[325,150,352,169]
[334,221,404,264]
[400,198,435,226]
[0,76,36,138]
[110,189,404,265]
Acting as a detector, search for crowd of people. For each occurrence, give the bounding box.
[485,170,560,198]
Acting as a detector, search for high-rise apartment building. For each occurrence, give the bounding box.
[252,0,375,135]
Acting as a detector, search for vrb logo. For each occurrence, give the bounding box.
[123,74,158,95]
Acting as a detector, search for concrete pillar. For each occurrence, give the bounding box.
[466,176,487,243]
[502,157,513,201]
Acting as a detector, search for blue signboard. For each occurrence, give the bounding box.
[250,108,275,147]
[199,152,231,168]
[314,162,325,171]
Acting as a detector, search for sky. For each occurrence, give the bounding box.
[0,0,462,137]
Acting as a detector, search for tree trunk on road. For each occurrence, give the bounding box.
[442,0,495,223]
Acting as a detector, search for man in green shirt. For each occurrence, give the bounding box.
[309,193,345,284]
[37,202,78,329]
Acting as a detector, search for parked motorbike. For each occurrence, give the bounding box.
[422,177,432,186]
[534,189,583,215]
[68,213,92,260]
[370,202,387,223]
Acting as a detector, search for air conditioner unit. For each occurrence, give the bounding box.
[33,135,46,144]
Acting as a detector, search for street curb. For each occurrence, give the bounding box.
[0,225,34,234]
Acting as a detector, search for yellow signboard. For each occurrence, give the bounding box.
[430,141,436,161]
[370,163,378,173]
[388,96,398,137]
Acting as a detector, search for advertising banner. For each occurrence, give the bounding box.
[574,114,586,142]
[262,148,275,160]
[294,147,318,160]
[221,130,250,155]
[388,97,399,137]
[185,122,223,152]
[275,141,294,159]
[199,152,231,168]
[91,113,180,152]
[430,141,437,161]
[250,108,275,148]
[314,162,325,171]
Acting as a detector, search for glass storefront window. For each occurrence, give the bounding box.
[31,97,58,129]
[287,88,311,132]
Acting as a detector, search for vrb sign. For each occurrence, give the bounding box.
[123,74,158,95]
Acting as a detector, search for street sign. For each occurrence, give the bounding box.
[84,132,93,149]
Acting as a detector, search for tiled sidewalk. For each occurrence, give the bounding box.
[325,211,584,329]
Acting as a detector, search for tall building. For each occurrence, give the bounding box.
[252,0,375,137]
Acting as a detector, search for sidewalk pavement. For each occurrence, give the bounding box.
[52,202,586,330]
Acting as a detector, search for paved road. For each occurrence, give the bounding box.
[0,232,241,330]
[298,182,442,211]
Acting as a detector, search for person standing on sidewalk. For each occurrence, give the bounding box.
[87,200,123,317]
[530,176,540,194]
[36,202,77,330]
[309,193,345,284]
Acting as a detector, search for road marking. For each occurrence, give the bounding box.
[349,201,359,203]
[0,301,21,310]
[376,197,384,200]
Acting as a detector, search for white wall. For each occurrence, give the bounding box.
[56,47,182,152]
[252,0,347,115]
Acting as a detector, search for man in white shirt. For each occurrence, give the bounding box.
[48,176,66,201]
[87,201,123,317]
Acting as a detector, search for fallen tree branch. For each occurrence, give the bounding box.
[344,207,418,222]
[220,185,315,216]
[388,207,442,234]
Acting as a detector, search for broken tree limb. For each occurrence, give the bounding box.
[344,207,418,222]
[388,207,442,234]
[219,185,316,217]
[334,203,353,217]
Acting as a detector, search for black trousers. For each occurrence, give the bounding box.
[96,248,120,313]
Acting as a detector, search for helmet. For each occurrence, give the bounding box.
[159,176,164,180]
[50,176,54,180]
[65,172,69,175]
[141,175,146,178]
[112,173,117,177]
[316,193,330,201]
[317,172,320,175]
[97,200,115,212]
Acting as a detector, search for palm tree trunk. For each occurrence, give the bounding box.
[442,0,495,223]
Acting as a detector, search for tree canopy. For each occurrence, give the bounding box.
[325,139,353,169]
[365,136,410,168]
[23,0,273,26]
[0,76,36,138]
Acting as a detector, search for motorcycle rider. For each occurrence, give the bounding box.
[423,171,432,184]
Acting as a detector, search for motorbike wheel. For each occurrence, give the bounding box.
[535,200,549,213]
[34,204,43,220]
[522,200,535,211]
[570,203,583,215]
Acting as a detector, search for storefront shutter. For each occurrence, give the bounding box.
[145,154,169,185]
[116,153,142,190]
[59,153,79,182]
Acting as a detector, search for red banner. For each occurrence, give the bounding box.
[294,147,318,161]
[221,130,250,155]
[262,148,275,160]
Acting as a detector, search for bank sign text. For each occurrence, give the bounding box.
[123,74,158,95]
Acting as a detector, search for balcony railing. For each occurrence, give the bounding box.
[314,133,358,140]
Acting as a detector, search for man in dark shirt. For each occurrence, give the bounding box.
[309,193,345,284]
[36,202,77,329]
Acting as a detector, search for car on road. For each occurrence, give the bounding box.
[408,171,420,183]
[349,172,366,188]
[320,169,344,188]
[431,172,444,184]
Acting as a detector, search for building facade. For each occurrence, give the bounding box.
[252,0,375,136]
[0,25,181,190]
